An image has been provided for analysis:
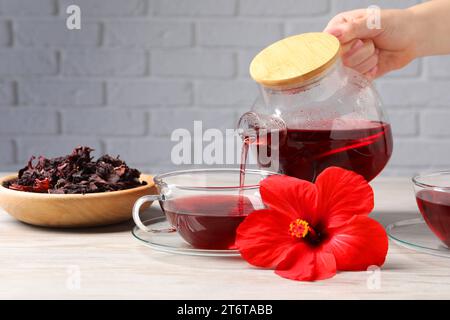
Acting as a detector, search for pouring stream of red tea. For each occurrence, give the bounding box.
[239,136,252,189]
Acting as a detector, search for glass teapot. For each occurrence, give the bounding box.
[238,32,393,182]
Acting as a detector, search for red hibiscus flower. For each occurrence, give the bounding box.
[236,167,388,281]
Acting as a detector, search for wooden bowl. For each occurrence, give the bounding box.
[0,174,157,228]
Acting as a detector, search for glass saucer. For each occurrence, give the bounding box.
[386,218,450,258]
[132,216,241,257]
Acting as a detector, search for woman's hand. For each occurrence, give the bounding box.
[324,8,417,79]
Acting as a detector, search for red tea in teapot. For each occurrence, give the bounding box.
[163,194,256,249]
[253,119,393,182]
[416,190,450,247]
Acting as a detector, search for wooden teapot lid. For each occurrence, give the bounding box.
[249,32,340,89]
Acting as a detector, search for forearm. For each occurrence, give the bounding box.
[409,0,450,57]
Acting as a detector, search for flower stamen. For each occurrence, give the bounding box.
[289,218,320,242]
[289,219,310,239]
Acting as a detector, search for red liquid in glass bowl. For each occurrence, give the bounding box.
[255,119,393,182]
[163,195,257,250]
[416,189,450,247]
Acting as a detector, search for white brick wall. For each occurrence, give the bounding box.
[153,0,236,16]
[62,49,147,76]
[195,80,257,106]
[377,80,450,107]
[61,109,147,136]
[105,136,173,165]
[0,20,11,45]
[104,20,193,47]
[59,0,147,17]
[15,20,101,46]
[149,109,235,136]
[333,0,420,12]
[0,0,447,177]
[0,80,15,104]
[0,138,14,164]
[19,80,104,106]
[151,49,235,78]
[385,110,418,137]
[107,80,192,106]
[428,56,450,79]
[239,0,329,16]
[15,137,103,162]
[197,20,283,47]
[421,111,450,136]
[0,0,56,16]
[0,108,59,134]
[0,49,58,75]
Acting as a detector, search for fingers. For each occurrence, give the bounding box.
[324,10,382,43]
[353,50,379,74]
[324,9,389,79]
[343,40,375,67]
[365,66,379,79]
[341,39,362,54]
[341,39,380,79]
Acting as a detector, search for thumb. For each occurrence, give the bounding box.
[324,13,382,43]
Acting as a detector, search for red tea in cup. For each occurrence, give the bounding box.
[132,169,273,252]
[416,190,450,247]
[163,194,257,249]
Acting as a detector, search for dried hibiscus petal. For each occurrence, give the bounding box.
[2,146,146,194]
[33,178,50,193]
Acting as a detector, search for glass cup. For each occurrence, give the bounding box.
[133,169,275,250]
[413,171,450,248]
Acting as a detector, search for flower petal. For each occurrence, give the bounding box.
[260,175,318,222]
[315,167,374,228]
[324,215,388,271]
[275,244,337,281]
[236,209,294,268]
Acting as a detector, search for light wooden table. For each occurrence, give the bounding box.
[0,175,449,300]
